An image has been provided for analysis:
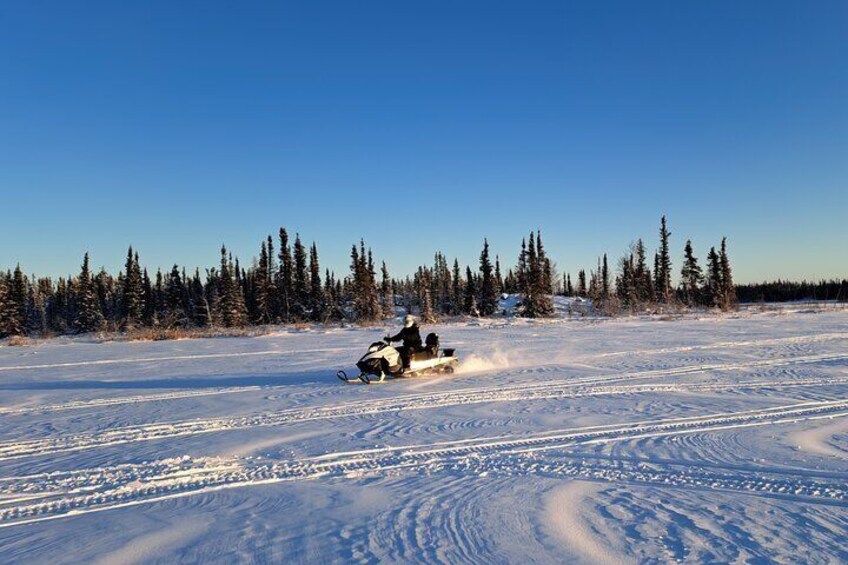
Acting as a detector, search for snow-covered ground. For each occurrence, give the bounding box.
[1,307,847,563]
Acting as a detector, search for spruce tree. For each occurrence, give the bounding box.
[494,256,503,295]
[292,234,309,320]
[266,235,278,321]
[29,277,49,335]
[254,240,271,324]
[537,231,552,294]
[309,243,324,321]
[679,240,704,307]
[190,269,210,327]
[464,266,479,316]
[705,246,722,308]
[380,261,395,319]
[122,247,144,329]
[719,237,736,311]
[219,246,247,327]
[479,238,498,316]
[418,268,436,322]
[7,265,28,336]
[74,253,104,333]
[633,239,652,304]
[578,270,587,297]
[0,272,10,338]
[452,259,462,315]
[277,228,294,323]
[49,277,69,333]
[657,215,673,302]
[164,264,187,327]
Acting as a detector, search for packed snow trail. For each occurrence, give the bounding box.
[1,352,845,461]
[2,398,848,527]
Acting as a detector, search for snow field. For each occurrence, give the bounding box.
[0,309,847,563]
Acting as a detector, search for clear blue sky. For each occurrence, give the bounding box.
[1,1,846,284]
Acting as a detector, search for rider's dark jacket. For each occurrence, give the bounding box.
[387,324,422,349]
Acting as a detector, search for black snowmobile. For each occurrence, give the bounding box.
[337,333,459,384]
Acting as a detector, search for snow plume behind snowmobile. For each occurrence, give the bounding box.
[337,333,459,384]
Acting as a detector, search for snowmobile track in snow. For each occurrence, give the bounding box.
[1,332,844,416]
[2,398,848,528]
[0,352,845,461]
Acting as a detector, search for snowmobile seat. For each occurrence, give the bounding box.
[410,349,436,361]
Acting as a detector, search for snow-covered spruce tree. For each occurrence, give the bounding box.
[577,270,587,297]
[253,240,271,324]
[416,267,436,323]
[140,268,154,326]
[4,265,29,336]
[705,246,722,308]
[451,259,463,315]
[719,237,737,311]
[265,235,278,321]
[380,261,394,319]
[292,234,309,321]
[74,253,104,333]
[0,271,10,338]
[48,277,69,333]
[309,243,324,321]
[616,253,637,310]
[479,239,498,316]
[349,242,380,323]
[432,252,452,316]
[189,269,210,327]
[218,246,247,327]
[277,228,294,323]
[94,268,117,330]
[537,231,553,297]
[153,269,166,325]
[656,215,673,303]
[495,256,503,295]
[633,239,653,305]
[464,266,479,316]
[164,264,188,328]
[520,232,554,318]
[679,239,704,307]
[601,253,610,302]
[29,277,50,336]
[520,233,537,316]
[517,238,527,296]
[235,258,250,325]
[121,247,144,329]
[366,247,380,320]
[323,269,342,321]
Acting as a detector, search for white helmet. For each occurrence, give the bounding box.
[403,315,415,328]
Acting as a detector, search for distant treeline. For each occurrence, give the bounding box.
[0,229,555,337]
[1,216,744,338]
[735,280,848,303]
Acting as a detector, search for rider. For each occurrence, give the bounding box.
[386,315,423,371]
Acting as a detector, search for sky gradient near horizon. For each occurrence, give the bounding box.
[1,1,846,284]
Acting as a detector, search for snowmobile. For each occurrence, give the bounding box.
[336,333,459,384]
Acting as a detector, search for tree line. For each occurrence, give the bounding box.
[0,216,762,339]
[0,228,556,337]
[735,279,848,303]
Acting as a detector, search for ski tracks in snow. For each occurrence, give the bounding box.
[3,398,848,528]
[1,324,848,537]
[1,352,846,461]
